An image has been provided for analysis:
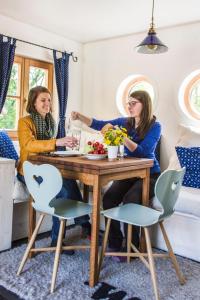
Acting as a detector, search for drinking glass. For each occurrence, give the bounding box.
[66,129,81,151]
[65,118,71,133]
[71,129,81,151]
[118,144,125,158]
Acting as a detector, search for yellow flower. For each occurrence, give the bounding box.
[114,137,121,145]
[104,139,111,145]
[103,126,128,146]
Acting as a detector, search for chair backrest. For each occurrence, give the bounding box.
[154,167,186,220]
[23,161,62,215]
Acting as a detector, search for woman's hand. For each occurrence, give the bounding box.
[101,123,114,135]
[71,111,92,127]
[71,111,79,121]
[123,136,138,152]
[56,136,78,148]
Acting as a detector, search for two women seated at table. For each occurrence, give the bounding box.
[17,86,161,257]
[17,86,91,254]
[71,90,161,257]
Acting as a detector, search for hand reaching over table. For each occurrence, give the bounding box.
[100,123,114,135]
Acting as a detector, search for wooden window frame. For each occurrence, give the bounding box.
[5,56,53,140]
[184,73,200,120]
[5,56,24,139]
[121,76,154,116]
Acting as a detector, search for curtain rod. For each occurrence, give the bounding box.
[1,33,78,62]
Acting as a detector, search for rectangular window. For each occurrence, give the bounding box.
[0,56,53,139]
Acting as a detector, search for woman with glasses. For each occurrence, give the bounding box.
[71,90,161,259]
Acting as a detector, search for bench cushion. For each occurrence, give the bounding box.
[152,186,200,218]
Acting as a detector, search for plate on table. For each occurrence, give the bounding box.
[50,150,82,157]
[84,153,107,160]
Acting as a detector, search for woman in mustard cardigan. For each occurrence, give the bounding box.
[17,86,90,254]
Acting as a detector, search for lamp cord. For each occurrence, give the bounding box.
[151,0,155,25]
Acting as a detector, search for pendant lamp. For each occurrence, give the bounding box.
[136,0,168,54]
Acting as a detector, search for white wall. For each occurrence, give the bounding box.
[82,22,200,170]
[0,14,83,120]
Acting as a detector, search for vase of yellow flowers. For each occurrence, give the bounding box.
[103,126,127,160]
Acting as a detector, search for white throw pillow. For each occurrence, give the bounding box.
[177,124,200,146]
[12,177,29,201]
[167,124,200,170]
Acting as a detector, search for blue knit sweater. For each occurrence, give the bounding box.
[90,117,161,174]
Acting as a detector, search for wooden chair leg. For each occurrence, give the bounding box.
[62,220,66,240]
[97,218,111,281]
[28,196,36,258]
[159,222,186,285]
[140,228,147,252]
[50,219,65,294]
[144,227,160,300]
[17,214,45,276]
[127,224,132,263]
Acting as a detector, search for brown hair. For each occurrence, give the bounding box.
[26,86,51,114]
[126,90,156,139]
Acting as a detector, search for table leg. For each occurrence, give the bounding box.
[83,184,89,203]
[140,168,150,252]
[89,175,101,287]
[28,195,36,258]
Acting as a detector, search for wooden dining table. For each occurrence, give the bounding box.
[28,154,153,287]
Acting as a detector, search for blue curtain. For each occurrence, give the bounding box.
[53,50,70,139]
[0,35,16,113]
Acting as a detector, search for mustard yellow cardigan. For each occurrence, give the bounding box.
[17,115,56,175]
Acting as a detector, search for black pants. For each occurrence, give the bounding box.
[102,173,160,250]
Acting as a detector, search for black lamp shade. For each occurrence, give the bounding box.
[136,32,168,54]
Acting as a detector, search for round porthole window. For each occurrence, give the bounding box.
[116,75,155,116]
[179,70,200,121]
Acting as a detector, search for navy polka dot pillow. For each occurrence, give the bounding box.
[175,146,200,189]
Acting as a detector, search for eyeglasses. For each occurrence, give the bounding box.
[126,100,140,107]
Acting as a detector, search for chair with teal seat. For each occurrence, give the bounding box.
[17,161,92,293]
[98,168,186,300]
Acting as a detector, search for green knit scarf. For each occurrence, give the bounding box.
[30,112,55,140]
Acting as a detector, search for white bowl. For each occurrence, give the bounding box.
[84,154,107,160]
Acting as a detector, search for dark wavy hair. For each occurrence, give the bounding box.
[126,90,156,139]
[26,86,51,114]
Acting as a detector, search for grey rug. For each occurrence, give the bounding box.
[0,227,199,300]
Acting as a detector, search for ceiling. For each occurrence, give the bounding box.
[0,0,200,43]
